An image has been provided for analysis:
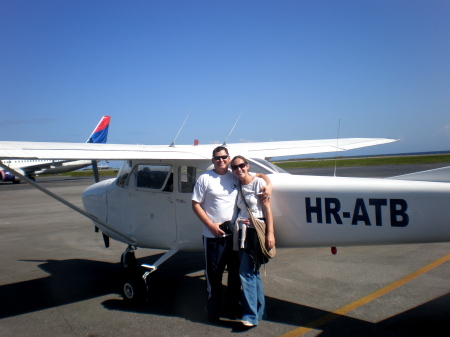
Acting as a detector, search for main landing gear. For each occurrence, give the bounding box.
[120,246,179,303]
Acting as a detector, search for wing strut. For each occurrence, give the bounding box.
[141,249,179,279]
[91,160,100,183]
[0,160,137,246]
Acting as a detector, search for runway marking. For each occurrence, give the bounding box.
[280,253,450,337]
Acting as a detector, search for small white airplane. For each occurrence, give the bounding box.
[0,116,110,183]
[1,134,449,301]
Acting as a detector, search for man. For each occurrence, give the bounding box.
[192,146,271,322]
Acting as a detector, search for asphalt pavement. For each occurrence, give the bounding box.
[1,164,450,336]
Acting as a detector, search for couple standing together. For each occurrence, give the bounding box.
[192,146,275,327]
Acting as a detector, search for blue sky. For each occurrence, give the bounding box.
[1,0,449,158]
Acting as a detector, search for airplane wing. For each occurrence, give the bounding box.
[225,138,397,159]
[0,142,210,160]
[0,138,396,161]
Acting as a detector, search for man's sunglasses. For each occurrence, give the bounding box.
[213,155,229,161]
[231,163,247,170]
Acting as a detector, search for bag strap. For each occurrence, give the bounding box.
[238,184,275,258]
[238,183,252,214]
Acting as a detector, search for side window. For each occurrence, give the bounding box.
[136,164,172,191]
[179,166,204,193]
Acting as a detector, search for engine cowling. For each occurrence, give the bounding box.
[1,170,21,183]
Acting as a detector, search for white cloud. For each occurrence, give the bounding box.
[439,125,450,136]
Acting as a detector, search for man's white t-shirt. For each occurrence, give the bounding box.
[193,169,257,238]
[192,170,239,238]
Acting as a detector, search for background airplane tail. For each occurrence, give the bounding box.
[86,116,110,144]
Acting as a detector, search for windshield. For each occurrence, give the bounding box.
[247,158,287,174]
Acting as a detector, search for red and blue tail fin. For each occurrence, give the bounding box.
[86,116,110,144]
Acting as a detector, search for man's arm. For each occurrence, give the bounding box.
[261,199,275,250]
[192,201,225,237]
[255,173,272,202]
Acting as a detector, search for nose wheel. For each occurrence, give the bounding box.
[121,247,147,302]
[120,248,179,303]
[122,274,147,302]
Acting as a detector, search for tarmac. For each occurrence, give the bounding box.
[1,163,450,336]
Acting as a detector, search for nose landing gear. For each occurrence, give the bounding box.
[120,247,179,303]
[121,247,138,270]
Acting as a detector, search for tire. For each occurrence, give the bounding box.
[122,275,147,302]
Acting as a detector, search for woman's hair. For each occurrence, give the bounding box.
[231,155,248,165]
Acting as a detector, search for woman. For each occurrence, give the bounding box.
[231,155,275,327]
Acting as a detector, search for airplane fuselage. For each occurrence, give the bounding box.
[270,174,450,247]
[82,158,450,251]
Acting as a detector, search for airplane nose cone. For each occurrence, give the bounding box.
[82,178,114,223]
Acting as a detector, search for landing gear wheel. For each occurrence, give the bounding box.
[122,275,147,303]
[121,251,137,270]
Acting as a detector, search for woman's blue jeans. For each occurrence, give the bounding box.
[239,249,266,325]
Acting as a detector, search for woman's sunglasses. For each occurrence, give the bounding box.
[231,163,247,170]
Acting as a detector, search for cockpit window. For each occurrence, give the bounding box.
[116,161,132,187]
[247,158,287,174]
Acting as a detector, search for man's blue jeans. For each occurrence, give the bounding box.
[239,249,266,325]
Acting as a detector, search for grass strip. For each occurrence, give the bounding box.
[275,154,450,170]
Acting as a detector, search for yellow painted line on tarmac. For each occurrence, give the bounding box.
[280,253,450,337]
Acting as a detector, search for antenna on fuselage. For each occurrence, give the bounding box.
[170,110,191,147]
[333,119,341,177]
[222,112,242,146]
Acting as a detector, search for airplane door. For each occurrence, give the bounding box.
[106,163,133,239]
[108,164,177,249]
[175,165,205,249]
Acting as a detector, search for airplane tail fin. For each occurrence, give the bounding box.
[86,116,110,144]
